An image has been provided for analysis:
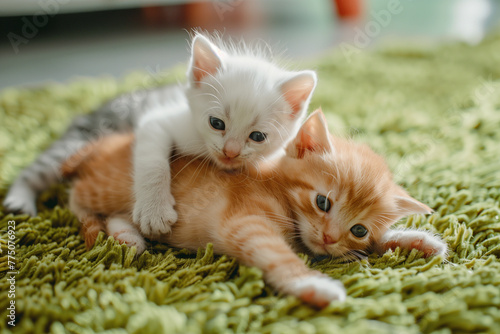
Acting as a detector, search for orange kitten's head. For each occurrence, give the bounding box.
[284,109,432,260]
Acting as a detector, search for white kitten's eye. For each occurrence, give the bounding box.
[209,116,225,131]
[249,131,267,142]
[316,195,331,212]
[350,225,368,238]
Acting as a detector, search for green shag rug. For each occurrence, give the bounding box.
[1,34,500,334]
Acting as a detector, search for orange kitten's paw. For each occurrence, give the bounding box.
[409,237,447,258]
[113,230,147,254]
[382,229,448,258]
[290,276,346,308]
[107,216,147,254]
[133,195,178,238]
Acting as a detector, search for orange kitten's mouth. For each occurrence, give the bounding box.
[309,241,353,259]
[309,241,330,255]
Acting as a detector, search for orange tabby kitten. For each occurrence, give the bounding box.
[63,109,447,307]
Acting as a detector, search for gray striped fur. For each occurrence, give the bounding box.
[3,84,183,215]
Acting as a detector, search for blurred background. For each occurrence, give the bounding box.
[1,0,499,90]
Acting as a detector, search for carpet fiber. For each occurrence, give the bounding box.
[1,34,500,333]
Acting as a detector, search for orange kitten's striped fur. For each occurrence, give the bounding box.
[63,110,447,307]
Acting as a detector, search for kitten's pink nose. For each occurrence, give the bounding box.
[223,139,241,159]
[323,233,337,245]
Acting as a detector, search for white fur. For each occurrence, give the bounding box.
[133,33,317,237]
[2,180,37,216]
[377,228,448,257]
[106,216,147,254]
[288,275,346,306]
[133,100,206,237]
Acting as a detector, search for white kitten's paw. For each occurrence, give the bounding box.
[133,195,178,238]
[3,185,37,216]
[113,230,147,255]
[384,230,448,258]
[289,275,346,308]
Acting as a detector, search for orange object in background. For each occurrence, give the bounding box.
[184,1,262,30]
[334,0,363,19]
[141,5,186,27]
[141,1,262,31]
[143,1,362,30]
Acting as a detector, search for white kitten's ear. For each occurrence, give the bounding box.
[286,108,333,159]
[188,35,223,87]
[394,187,432,217]
[280,71,317,119]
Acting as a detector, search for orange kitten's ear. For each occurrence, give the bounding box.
[394,186,432,217]
[286,108,333,159]
[188,34,224,86]
[280,71,317,119]
[61,142,97,179]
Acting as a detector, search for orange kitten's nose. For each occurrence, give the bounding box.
[223,139,241,159]
[323,233,336,245]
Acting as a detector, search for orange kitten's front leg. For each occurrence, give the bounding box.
[217,215,346,308]
[375,228,448,258]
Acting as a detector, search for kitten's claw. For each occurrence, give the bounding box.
[133,195,178,238]
[289,275,346,308]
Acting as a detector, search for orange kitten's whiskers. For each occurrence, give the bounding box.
[348,249,369,261]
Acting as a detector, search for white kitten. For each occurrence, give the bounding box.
[133,34,317,238]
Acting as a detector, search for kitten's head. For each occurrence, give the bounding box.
[185,33,317,170]
[284,110,432,260]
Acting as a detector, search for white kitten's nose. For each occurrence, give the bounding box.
[223,139,241,159]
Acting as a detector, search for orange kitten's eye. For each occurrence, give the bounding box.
[350,225,368,238]
[316,195,331,212]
